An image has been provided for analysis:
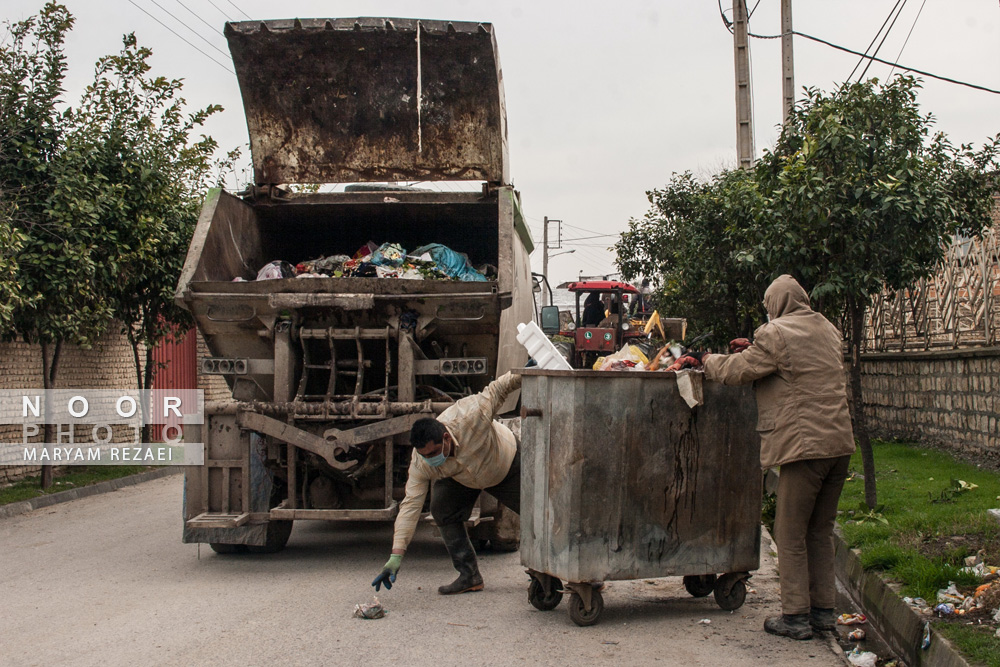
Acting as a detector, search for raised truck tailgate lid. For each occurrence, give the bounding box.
[225,17,509,186]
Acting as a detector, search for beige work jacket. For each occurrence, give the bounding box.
[391,372,521,552]
[703,275,856,469]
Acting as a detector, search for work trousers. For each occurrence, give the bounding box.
[773,454,851,615]
[430,451,521,526]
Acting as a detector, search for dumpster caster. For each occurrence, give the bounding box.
[714,572,749,611]
[527,572,563,611]
[566,582,604,626]
[683,574,717,598]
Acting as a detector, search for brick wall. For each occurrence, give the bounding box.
[0,327,144,484]
[860,348,1000,465]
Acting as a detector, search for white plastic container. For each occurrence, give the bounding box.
[516,322,573,371]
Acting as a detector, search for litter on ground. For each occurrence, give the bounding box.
[353,597,387,619]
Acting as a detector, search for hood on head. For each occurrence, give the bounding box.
[763,274,811,319]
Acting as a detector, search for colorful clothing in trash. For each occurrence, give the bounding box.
[391,372,521,552]
[703,274,855,469]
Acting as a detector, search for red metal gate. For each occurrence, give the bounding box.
[149,327,197,442]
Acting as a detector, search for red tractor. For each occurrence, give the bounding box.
[564,281,646,369]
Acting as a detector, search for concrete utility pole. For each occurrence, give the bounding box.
[542,216,549,307]
[781,0,795,123]
[542,217,565,306]
[732,0,754,170]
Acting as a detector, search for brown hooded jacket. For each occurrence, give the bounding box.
[703,275,856,468]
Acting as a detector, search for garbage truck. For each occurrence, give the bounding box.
[174,17,534,553]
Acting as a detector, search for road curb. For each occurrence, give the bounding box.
[833,530,970,667]
[0,467,182,521]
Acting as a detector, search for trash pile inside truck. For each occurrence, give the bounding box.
[243,241,492,283]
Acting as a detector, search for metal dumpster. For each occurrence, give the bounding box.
[517,368,761,626]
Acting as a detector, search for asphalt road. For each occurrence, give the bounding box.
[1,476,845,666]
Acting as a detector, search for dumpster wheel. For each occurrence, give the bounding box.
[527,572,563,611]
[713,572,749,611]
[566,583,604,626]
[683,574,717,598]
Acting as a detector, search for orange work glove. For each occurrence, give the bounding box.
[729,338,751,354]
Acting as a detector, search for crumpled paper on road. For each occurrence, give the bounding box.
[353,597,387,619]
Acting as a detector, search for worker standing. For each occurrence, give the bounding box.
[673,274,856,640]
[372,372,522,595]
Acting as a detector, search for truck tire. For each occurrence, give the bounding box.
[246,520,294,554]
[210,542,249,555]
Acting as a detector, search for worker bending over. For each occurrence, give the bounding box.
[372,372,522,595]
[676,274,855,640]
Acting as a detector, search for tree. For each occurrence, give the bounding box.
[614,76,999,510]
[754,76,1000,508]
[615,169,769,346]
[0,3,115,488]
[69,33,222,441]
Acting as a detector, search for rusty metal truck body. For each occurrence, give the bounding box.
[175,18,533,552]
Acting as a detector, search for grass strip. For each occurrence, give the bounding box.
[837,440,1000,666]
[0,466,155,506]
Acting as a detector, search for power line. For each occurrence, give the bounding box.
[563,234,618,243]
[144,0,231,60]
[563,221,617,236]
[126,0,234,74]
[889,0,928,80]
[745,0,759,161]
[858,0,908,81]
[173,0,224,36]
[747,28,1000,95]
[226,0,253,20]
[718,0,734,33]
[204,0,233,21]
[847,0,905,83]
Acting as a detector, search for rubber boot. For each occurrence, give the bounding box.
[810,607,836,632]
[437,522,484,595]
[764,614,813,640]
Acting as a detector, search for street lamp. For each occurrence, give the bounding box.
[549,249,576,259]
[541,248,575,306]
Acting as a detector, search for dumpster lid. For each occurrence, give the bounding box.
[225,18,509,186]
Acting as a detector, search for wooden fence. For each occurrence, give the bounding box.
[864,209,1000,352]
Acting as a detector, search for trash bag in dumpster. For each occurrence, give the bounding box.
[411,243,487,282]
[592,345,649,371]
[256,260,296,280]
[248,240,487,282]
[371,242,406,267]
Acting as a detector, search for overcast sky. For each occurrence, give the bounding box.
[5,0,999,283]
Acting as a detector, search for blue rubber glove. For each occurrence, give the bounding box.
[372,554,402,591]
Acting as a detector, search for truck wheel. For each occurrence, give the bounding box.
[246,520,293,554]
[209,543,249,555]
[683,574,717,598]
